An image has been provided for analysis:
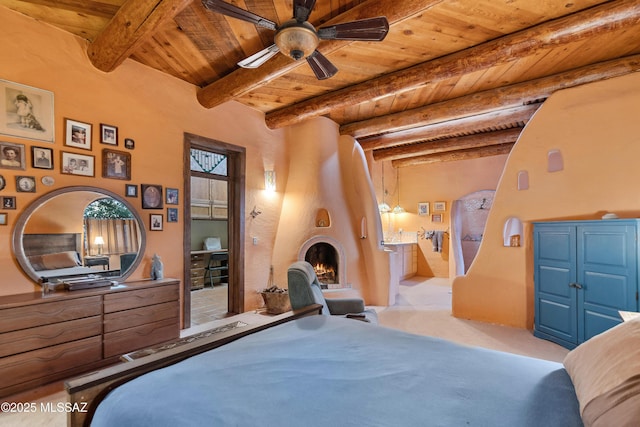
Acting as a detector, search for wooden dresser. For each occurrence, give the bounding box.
[0,278,180,398]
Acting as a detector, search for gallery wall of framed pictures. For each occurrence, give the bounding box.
[415,200,450,227]
[0,78,178,231]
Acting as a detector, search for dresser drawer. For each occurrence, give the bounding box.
[191,277,204,290]
[0,336,102,393]
[190,267,204,278]
[104,301,179,333]
[103,317,179,358]
[104,284,179,313]
[0,296,102,333]
[0,315,102,358]
[191,254,206,267]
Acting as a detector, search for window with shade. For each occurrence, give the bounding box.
[84,198,140,256]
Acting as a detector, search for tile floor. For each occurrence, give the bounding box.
[190,284,229,325]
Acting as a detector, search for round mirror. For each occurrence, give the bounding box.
[12,186,146,285]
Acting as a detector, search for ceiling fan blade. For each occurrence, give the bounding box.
[201,0,277,31]
[306,50,338,80]
[238,44,280,69]
[318,17,389,41]
[293,0,316,22]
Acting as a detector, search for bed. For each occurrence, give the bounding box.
[67,305,640,427]
[23,233,96,280]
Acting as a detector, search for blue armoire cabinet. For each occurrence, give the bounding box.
[533,220,640,349]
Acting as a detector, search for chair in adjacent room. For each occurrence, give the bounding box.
[204,253,229,288]
[287,261,378,324]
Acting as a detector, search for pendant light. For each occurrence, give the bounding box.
[378,164,390,213]
[392,168,405,214]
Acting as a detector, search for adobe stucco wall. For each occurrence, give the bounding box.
[271,118,390,305]
[0,6,286,311]
[373,156,508,278]
[453,72,640,329]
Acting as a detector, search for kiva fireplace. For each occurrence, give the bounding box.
[298,236,348,289]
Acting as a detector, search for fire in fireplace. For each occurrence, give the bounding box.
[305,242,338,288]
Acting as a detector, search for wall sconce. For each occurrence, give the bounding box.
[265,170,276,192]
[94,236,105,255]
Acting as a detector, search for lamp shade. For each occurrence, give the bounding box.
[94,236,105,245]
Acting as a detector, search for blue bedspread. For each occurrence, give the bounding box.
[92,316,582,426]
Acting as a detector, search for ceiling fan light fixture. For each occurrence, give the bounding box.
[274,20,319,61]
[203,1,388,79]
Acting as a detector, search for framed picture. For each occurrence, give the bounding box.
[418,202,430,216]
[0,141,26,170]
[0,213,6,226]
[16,175,36,193]
[31,146,53,169]
[61,151,95,177]
[2,196,16,209]
[431,214,443,223]
[124,138,135,150]
[102,149,131,180]
[64,118,92,150]
[150,214,163,231]
[125,184,138,197]
[167,207,178,223]
[433,201,447,212]
[141,184,163,209]
[0,79,54,142]
[166,188,179,205]
[100,124,118,145]
[0,174,5,190]
[41,175,55,186]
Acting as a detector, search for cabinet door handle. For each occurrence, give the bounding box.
[569,282,583,289]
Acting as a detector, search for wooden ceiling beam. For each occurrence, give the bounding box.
[343,55,640,139]
[372,128,521,162]
[392,143,515,167]
[196,0,445,109]
[265,0,640,129]
[88,0,193,72]
[359,104,539,151]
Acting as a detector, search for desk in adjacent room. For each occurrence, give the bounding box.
[190,250,228,290]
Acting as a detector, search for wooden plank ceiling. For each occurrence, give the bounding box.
[3,0,640,167]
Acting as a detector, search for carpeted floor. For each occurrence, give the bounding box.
[0,276,569,426]
[377,277,569,363]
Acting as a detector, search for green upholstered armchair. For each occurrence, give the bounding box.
[287,261,378,324]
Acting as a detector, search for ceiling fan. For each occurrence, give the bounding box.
[201,0,389,80]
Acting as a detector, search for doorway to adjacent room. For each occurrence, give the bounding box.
[182,133,245,328]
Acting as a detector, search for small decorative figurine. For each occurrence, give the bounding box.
[151,253,164,280]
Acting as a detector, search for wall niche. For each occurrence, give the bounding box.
[316,208,331,227]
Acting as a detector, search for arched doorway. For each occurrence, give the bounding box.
[451,190,494,275]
